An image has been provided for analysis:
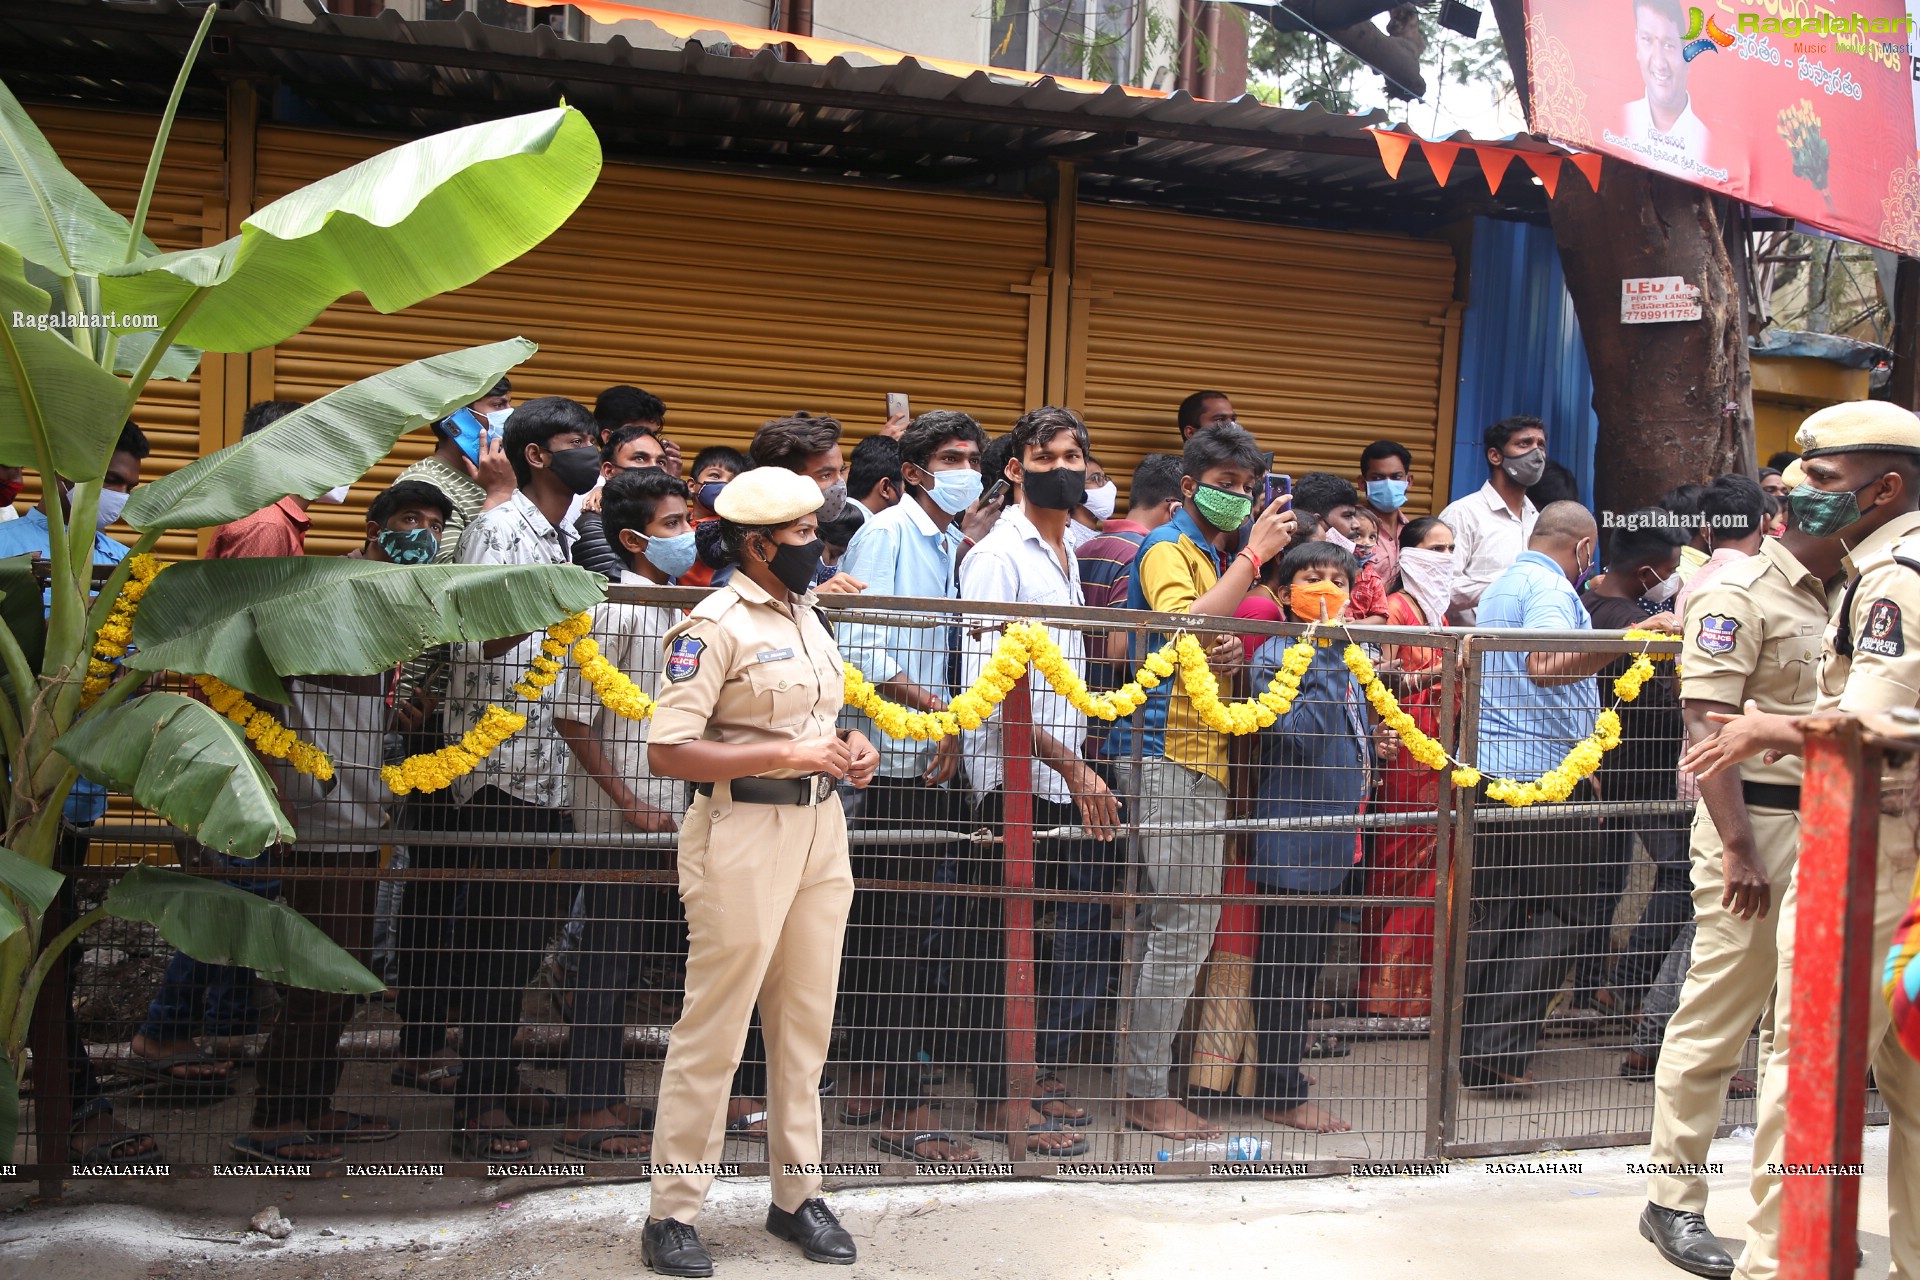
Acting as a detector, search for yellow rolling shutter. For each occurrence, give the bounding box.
[24,104,225,560]
[254,126,1051,555]
[1071,204,1460,515]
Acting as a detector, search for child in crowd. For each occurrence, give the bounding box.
[683,445,749,588]
[1244,540,1375,1135]
[1350,509,1379,570]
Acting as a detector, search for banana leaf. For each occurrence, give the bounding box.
[0,245,136,475]
[124,338,535,532]
[111,330,203,383]
[105,866,382,994]
[0,846,62,947]
[99,106,602,352]
[126,559,606,704]
[55,693,294,858]
[0,552,46,678]
[0,78,154,277]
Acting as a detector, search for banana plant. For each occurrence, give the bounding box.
[0,4,607,1153]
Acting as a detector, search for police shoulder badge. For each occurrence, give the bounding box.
[665,635,706,682]
[1858,598,1906,659]
[1696,614,1739,655]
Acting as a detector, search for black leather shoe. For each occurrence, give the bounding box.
[642,1217,714,1278]
[767,1198,857,1265]
[1639,1203,1735,1279]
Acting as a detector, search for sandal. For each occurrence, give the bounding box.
[1460,1059,1537,1098]
[70,1127,160,1165]
[552,1128,651,1162]
[450,1117,531,1159]
[1729,1071,1757,1100]
[872,1130,979,1161]
[119,1049,234,1090]
[229,1132,345,1166]
[1303,1033,1352,1060]
[838,1103,884,1126]
[310,1112,401,1144]
[725,1110,769,1142]
[973,1123,1090,1158]
[390,1062,463,1095]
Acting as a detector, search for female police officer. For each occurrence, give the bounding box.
[642,466,879,1277]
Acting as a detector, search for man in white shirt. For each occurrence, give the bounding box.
[1436,415,1547,624]
[1613,0,1718,181]
[957,406,1121,1156]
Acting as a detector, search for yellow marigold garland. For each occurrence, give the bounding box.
[194,673,335,782]
[81,553,163,708]
[381,704,527,796]
[514,611,593,700]
[573,636,655,721]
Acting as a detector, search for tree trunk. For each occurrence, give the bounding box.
[1489,0,1754,514]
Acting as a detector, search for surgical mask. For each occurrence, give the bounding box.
[641,529,699,579]
[1084,480,1118,521]
[547,445,603,496]
[378,527,438,565]
[96,487,129,530]
[1366,478,1409,511]
[1789,479,1881,539]
[1024,466,1086,512]
[447,406,512,466]
[1192,483,1253,532]
[1641,569,1681,604]
[1289,581,1349,623]
[1501,447,1547,489]
[697,480,728,511]
[817,481,847,524]
[922,467,983,516]
[316,484,351,505]
[765,537,824,595]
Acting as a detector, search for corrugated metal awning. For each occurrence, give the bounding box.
[0,0,1565,232]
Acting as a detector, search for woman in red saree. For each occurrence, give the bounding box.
[1362,517,1455,1019]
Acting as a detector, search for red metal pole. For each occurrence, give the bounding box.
[1778,717,1880,1280]
[1002,674,1038,1121]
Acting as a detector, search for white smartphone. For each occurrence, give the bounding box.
[886,392,910,420]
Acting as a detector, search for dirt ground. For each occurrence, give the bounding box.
[2,1131,1893,1280]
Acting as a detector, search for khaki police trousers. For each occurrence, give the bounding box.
[1733,812,1920,1280]
[647,787,855,1224]
[1647,803,1800,1213]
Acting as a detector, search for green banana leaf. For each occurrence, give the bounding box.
[105,866,382,994]
[0,552,47,678]
[0,845,62,947]
[124,338,535,532]
[127,559,606,704]
[55,693,294,859]
[0,78,155,277]
[111,330,203,383]
[0,245,136,476]
[99,106,601,352]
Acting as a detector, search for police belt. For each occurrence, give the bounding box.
[1741,781,1801,812]
[697,774,835,806]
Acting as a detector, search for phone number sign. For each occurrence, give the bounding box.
[1620,275,1703,324]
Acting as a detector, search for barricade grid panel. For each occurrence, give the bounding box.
[15,591,1855,1184]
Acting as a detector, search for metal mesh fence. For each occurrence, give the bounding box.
[14,586,1854,1186]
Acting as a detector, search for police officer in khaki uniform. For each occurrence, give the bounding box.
[1682,400,1920,1280]
[1639,520,1843,1278]
[642,467,879,1277]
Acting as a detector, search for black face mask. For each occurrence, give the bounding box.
[1023,466,1087,512]
[764,537,824,595]
[547,445,603,496]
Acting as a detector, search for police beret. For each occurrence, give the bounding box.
[1780,460,1806,489]
[713,466,824,525]
[1795,401,1920,459]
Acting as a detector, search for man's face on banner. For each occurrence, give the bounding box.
[1635,3,1689,118]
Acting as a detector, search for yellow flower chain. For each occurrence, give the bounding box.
[194,673,335,782]
[514,610,593,700]
[380,703,528,796]
[573,635,655,721]
[81,553,163,708]
[1174,631,1315,736]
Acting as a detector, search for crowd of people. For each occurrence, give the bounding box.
[31,382,1919,1278]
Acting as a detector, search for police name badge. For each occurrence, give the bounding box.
[1696,614,1738,655]
[666,635,706,682]
[1859,599,1905,658]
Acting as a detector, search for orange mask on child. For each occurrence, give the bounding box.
[1289,581,1349,622]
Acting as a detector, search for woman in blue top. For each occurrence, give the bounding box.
[1245,541,1375,1135]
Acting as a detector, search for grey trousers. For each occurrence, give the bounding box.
[1122,757,1228,1100]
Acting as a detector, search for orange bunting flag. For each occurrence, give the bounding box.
[1567,152,1604,191]
[1370,129,1414,180]
[1474,146,1515,194]
[1419,139,1462,187]
[1521,152,1564,197]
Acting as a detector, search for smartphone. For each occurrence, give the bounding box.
[886,392,910,420]
[1265,472,1292,507]
[981,478,1012,509]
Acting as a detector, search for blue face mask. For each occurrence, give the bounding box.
[923,466,983,516]
[445,406,512,465]
[1366,478,1409,511]
[697,480,728,511]
[641,529,699,580]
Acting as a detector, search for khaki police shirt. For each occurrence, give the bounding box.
[1814,510,1920,802]
[1680,537,1827,788]
[648,569,845,779]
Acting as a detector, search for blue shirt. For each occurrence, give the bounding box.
[1474,549,1600,780]
[0,509,132,823]
[1247,640,1371,892]
[835,496,961,779]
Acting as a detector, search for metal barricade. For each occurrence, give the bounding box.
[12,587,1853,1189]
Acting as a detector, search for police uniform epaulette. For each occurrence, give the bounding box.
[1834,540,1920,660]
[686,589,743,624]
